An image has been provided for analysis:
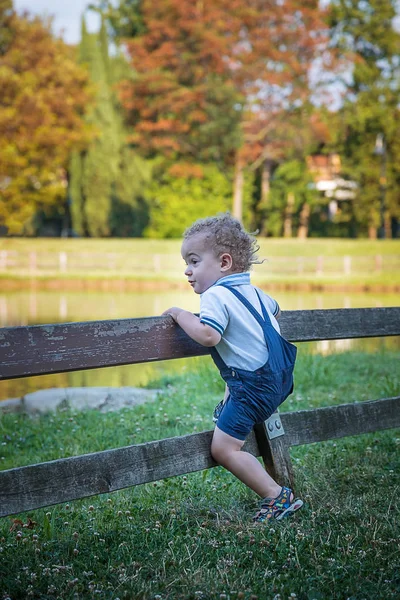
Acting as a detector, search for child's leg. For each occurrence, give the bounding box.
[211,426,283,499]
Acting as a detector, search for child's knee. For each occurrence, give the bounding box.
[211,439,226,464]
[211,439,236,465]
[211,426,244,464]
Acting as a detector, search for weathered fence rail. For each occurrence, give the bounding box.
[1,308,398,380]
[1,307,399,517]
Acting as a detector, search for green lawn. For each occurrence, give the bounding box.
[1,236,399,256]
[1,237,399,289]
[1,350,399,599]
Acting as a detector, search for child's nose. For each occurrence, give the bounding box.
[184,264,192,276]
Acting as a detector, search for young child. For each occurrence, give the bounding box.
[162,213,303,522]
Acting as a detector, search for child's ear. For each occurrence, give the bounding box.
[220,253,233,271]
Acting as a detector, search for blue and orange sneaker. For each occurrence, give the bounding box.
[253,486,303,523]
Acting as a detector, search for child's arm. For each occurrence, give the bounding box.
[162,307,221,347]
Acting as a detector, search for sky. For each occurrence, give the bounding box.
[13,1,400,46]
[13,0,101,45]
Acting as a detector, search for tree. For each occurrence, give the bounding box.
[268,159,318,237]
[70,17,119,236]
[117,0,243,166]
[144,164,232,238]
[226,0,331,224]
[90,0,145,40]
[247,104,332,235]
[328,0,400,238]
[0,10,93,235]
[0,0,14,56]
[69,16,151,237]
[113,0,329,229]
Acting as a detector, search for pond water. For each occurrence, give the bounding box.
[1,288,398,401]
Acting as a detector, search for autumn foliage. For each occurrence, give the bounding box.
[116,0,331,228]
[118,0,245,161]
[0,10,93,234]
[119,0,328,165]
[1,0,399,238]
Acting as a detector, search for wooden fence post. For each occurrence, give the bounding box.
[316,255,323,276]
[59,251,67,273]
[343,255,351,275]
[29,251,37,274]
[153,254,161,272]
[107,253,116,272]
[0,250,7,270]
[297,256,304,275]
[254,412,295,491]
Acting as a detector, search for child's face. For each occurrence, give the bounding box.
[181,234,229,294]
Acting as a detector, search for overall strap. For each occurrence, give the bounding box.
[210,345,226,371]
[214,283,296,375]
[254,289,273,326]
[218,284,272,328]
[209,283,268,371]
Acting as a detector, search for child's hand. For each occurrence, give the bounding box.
[162,307,184,322]
[162,308,220,346]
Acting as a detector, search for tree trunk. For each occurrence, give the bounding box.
[368,225,377,239]
[257,160,272,234]
[283,191,295,238]
[384,213,392,239]
[261,161,271,207]
[232,154,244,222]
[297,202,310,239]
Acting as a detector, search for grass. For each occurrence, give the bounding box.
[0,350,400,599]
[1,237,399,256]
[1,237,399,290]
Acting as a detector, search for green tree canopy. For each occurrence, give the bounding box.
[328,0,400,237]
[144,164,233,238]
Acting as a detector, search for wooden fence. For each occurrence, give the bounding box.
[1,307,399,517]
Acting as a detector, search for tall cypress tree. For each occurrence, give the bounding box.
[99,16,110,85]
[69,16,89,236]
[69,15,150,237]
[83,28,119,237]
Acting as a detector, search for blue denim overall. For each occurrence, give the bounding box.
[210,284,297,440]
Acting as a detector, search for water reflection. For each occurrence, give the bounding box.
[0,288,398,401]
[0,296,6,324]
[0,288,397,327]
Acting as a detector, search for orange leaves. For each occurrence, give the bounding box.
[138,119,189,133]
[0,14,94,150]
[117,0,246,159]
[118,0,328,170]
[0,12,94,233]
[168,162,204,178]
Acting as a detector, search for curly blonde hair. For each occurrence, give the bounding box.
[183,213,261,272]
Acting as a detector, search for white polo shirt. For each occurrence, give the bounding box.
[199,272,280,371]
